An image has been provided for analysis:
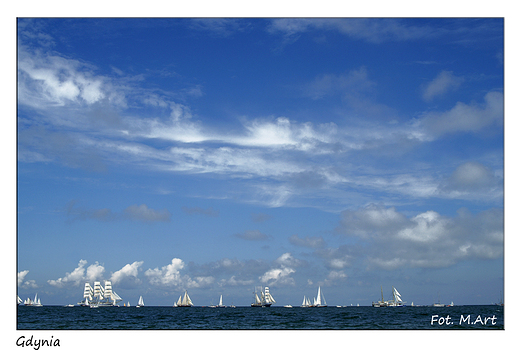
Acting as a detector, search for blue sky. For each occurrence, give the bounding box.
[17,18,504,307]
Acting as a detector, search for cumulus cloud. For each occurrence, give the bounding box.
[110,261,144,287]
[144,258,214,290]
[337,205,503,269]
[145,258,186,287]
[47,260,102,287]
[86,262,105,282]
[18,270,38,289]
[260,267,296,285]
[258,253,301,286]
[441,161,501,192]
[419,91,503,137]
[422,70,464,101]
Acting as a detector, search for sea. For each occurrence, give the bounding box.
[17,304,503,330]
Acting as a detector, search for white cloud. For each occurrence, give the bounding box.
[337,205,503,269]
[110,261,144,286]
[18,270,38,289]
[267,18,435,43]
[145,258,186,287]
[18,50,106,108]
[123,204,171,222]
[259,267,296,285]
[419,91,503,136]
[442,161,499,191]
[85,262,105,282]
[422,70,464,101]
[48,259,89,287]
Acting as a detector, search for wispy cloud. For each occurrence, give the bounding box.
[66,201,171,223]
[182,206,219,217]
[422,70,464,101]
[234,230,271,241]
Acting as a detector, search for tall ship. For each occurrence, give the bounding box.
[311,286,327,307]
[301,295,312,307]
[174,290,193,307]
[372,286,406,307]
[251,286,276,307]
[78,281,123,307]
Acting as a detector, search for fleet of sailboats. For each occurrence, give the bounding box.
[174,290,193,307]
[301,286,327,307]
[19,282,464,307]
[22,293,43,306]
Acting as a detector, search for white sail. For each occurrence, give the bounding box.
[137,295,144,307]
[18,295,23,304]
[218,295,224,307]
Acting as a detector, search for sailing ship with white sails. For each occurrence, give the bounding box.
[251,286,276,307]
[23,293,43,306]
[216,294,225,308]
[174,290,193,307]
[312,286,327,307]
[78,281,123,307]
[136,295,144,308]
[372,286,405,307]
[301,295,312,307]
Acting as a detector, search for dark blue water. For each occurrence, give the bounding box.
[17,305,503,330]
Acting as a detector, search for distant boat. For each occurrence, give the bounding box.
[433,293,445,307]
[284,305,293,308]
[372,286,387,307]
[17,295,23,305]
[251,286,276,307]
[301,295,312,307]
[216,294,225,308]
[24,293,43,306]
[311,286,327,307]
[175,290,193,307]
[137,296,144,308]
[387,287,405,307]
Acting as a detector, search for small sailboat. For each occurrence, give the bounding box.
[387,287,405,307]
[17,295,23,305]
[175,290,193,307]
[301,295,311,307]
[136,296,144,308]
[216,294,225,308]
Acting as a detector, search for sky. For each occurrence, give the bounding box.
[16,17,505,307]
